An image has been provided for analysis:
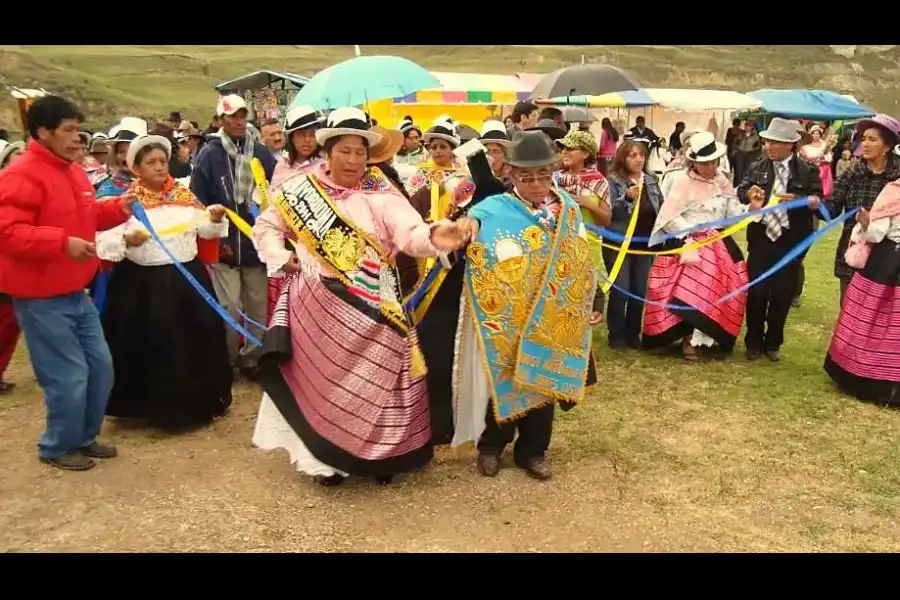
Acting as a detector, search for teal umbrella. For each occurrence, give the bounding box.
[290,56,440,111]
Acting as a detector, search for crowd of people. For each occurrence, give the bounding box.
[0,89,898,486]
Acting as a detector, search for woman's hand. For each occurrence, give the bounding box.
[747,185,766,205]
[282,255,301,273]
[625,186,640,201]
[124,230,149,247]
[857,208,870,229]
[208,204,227,223]
[749,195,766,211]
[431,218,478,252]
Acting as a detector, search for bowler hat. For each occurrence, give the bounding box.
[506,131,559,168]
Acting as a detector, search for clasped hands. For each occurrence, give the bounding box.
[430,217,479,252]
[747,186,820,212]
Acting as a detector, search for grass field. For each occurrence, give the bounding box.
[1,227,899,553]
[2,45,900,133]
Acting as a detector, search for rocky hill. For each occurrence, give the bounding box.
[1,45,898,133]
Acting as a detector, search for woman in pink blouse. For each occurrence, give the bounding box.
[262,106,325,320]
[250,107,472,487]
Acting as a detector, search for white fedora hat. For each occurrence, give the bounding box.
[315,107,382,146]
[685,131,727,163]
[284,105,324,134]
[126,134,172,170]
[108,117,149,143]
[479,120,510,147]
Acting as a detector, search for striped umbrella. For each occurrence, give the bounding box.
[536,91,657,108]
[394,72,534,105]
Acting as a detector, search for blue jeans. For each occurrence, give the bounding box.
[13,293,114,459]
[601,250,653,345]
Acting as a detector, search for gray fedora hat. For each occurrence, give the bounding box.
[759,117,802,144]
[506,131,559,168]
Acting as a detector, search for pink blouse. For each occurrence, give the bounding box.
[271,156,321,191]
[253,162,442,277]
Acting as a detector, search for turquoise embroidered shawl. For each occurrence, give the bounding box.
[464,190,596,423]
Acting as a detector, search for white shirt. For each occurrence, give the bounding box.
[97,204,229,266]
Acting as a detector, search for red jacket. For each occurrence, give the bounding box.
[0,141,129,299]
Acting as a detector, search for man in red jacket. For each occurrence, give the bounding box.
[0,96,135,471]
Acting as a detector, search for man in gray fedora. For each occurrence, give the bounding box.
[737,117,822,362]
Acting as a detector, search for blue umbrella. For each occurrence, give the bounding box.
[290,56,440,111]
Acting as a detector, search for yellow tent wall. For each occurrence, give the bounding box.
[367,99,501,130]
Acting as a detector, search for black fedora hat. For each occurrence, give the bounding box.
[526,118,567,141]
[506,131,559,168]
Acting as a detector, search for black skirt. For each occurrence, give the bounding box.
[416,259,466,446]
[101,259,233,428]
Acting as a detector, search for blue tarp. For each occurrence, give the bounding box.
[747,89,876,120]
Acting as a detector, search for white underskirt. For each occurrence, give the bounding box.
[251,394,348,478]
[690,329,716,348]
[451,294,491,447]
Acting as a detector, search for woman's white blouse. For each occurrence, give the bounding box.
[851,216,900,245]
[97,204,229,266]
[662,194,760,237]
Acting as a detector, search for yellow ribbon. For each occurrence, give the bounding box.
[251,158,270,212]
[599,195,782,257]
[223,207,256,239]
[601,184,642,294]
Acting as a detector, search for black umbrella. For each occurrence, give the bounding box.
[531,64,643,100]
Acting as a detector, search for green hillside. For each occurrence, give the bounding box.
[1,45,898,133]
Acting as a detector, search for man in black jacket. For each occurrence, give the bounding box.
[190,95,276,378]
[737,118,822,362]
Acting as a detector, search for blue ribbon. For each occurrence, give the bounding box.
[131,203,264,346]
[403,254,453,314]
[404,196,842,315]
[89,270,111,314]
[597,207,858,311]
[588,196,825,244]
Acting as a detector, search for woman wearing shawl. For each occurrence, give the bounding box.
[89,118,149,312]
[96,135,232,429]
[556,129,611,325]
[95,118,148,198]
[393,119,426,183]
[642,132,765,360]
[825,179,900,406]
[413,122,514,447]
[800,125,834,198]
[407,119,473,220]
[262,105,325,320]
[250,108,471,487]
[826,115,900,304]
[0,140,24,394]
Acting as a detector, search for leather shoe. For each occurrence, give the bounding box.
[476,453,501,477]
[516,456,552,481]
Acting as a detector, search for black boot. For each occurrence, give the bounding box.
[314,474,345,487]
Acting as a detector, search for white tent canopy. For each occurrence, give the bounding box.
[643,88,763,112]
[588,88,762,144]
